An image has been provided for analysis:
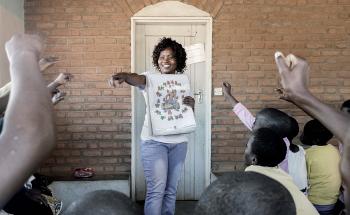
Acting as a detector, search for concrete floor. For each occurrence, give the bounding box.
[175,201,198,215]
[137,200,197,215]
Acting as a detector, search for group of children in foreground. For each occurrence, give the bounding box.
[221,79,346,215]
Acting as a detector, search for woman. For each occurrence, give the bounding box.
[109,37,195,215]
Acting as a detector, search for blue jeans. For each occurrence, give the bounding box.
[141,140,187,215]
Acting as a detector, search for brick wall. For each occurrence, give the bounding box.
[25,0,132,178]
[24,0,350,177]
[211,0,350,172]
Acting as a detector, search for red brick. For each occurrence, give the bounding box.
[25,0,350,177]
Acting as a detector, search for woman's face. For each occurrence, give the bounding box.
[158,48,177,74]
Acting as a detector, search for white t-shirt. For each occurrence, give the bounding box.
[140,71,188,144]
[288,145,308,192]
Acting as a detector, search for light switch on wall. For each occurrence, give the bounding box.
[214,87,223,96]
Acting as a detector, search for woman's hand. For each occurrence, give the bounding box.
[183,96,195,110]
[108,72,129,87]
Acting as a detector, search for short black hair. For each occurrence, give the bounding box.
[341,100,350,111]
[251,128,287,167]
[255,108,295,139]
[152,37,187,73]
[287,116,299,141]
[194,171,296,215]
[300,119,333,146]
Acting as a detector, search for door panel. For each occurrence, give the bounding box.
[134,23,208,200]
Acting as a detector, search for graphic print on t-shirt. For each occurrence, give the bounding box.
[154,80,189,121]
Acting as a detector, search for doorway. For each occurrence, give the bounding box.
[131,2,212,201]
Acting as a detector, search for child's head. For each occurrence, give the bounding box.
[245,128,286,167]
[194,171,296,215]
[286,116,299,141]
[341,100,350,114]
[300,119,333,146]
[64,190,142,215]
[254,108,296,140]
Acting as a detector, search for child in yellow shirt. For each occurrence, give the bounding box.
[300,119,341,215]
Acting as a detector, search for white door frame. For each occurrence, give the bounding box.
[131,16,212,200]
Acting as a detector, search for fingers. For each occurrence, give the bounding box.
[274,51,290,74]
[55,73,72,84]
[5,34,44,61]
[285,54,298,69]
[64,73,73,81]
[222,82,231,88]
[274,88,286,99]
[51,88,60,95]
[292,55,308,70]
[51,91,66,105]
[111,74,125,84]
[59,91,67,97]
[275,88,291,102]
[39,56,60,72]
[108,78,116,88]
[222,82,233,98]
[274,88,283,95]
[41,56,60,63]
[183,96,195,104]
[46,56,60,62]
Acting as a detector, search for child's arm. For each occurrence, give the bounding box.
[222,82,255,130]
[109,72,146,88]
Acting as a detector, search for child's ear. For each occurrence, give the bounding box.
[251,156,258,165]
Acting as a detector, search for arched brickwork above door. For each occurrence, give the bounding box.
[116,0,223,18]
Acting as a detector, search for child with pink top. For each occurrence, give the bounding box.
[222,82,308,192]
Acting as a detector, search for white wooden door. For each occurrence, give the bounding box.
[133,23,209,200]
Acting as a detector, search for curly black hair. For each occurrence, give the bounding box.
[152,37,187,73]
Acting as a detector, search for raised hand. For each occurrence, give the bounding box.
[47,73,72,94]
[51,90,66,105]
[5,33,43,63]
[54,73,73,85]
[108,72,129,87]
[222,82,239,106]
[39,56,60,72]
[274,52,310,102]
[0,34,55,207]
[222,82,232,98]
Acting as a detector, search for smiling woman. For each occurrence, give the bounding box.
[152,37,187,74]
[109,37,195,215]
